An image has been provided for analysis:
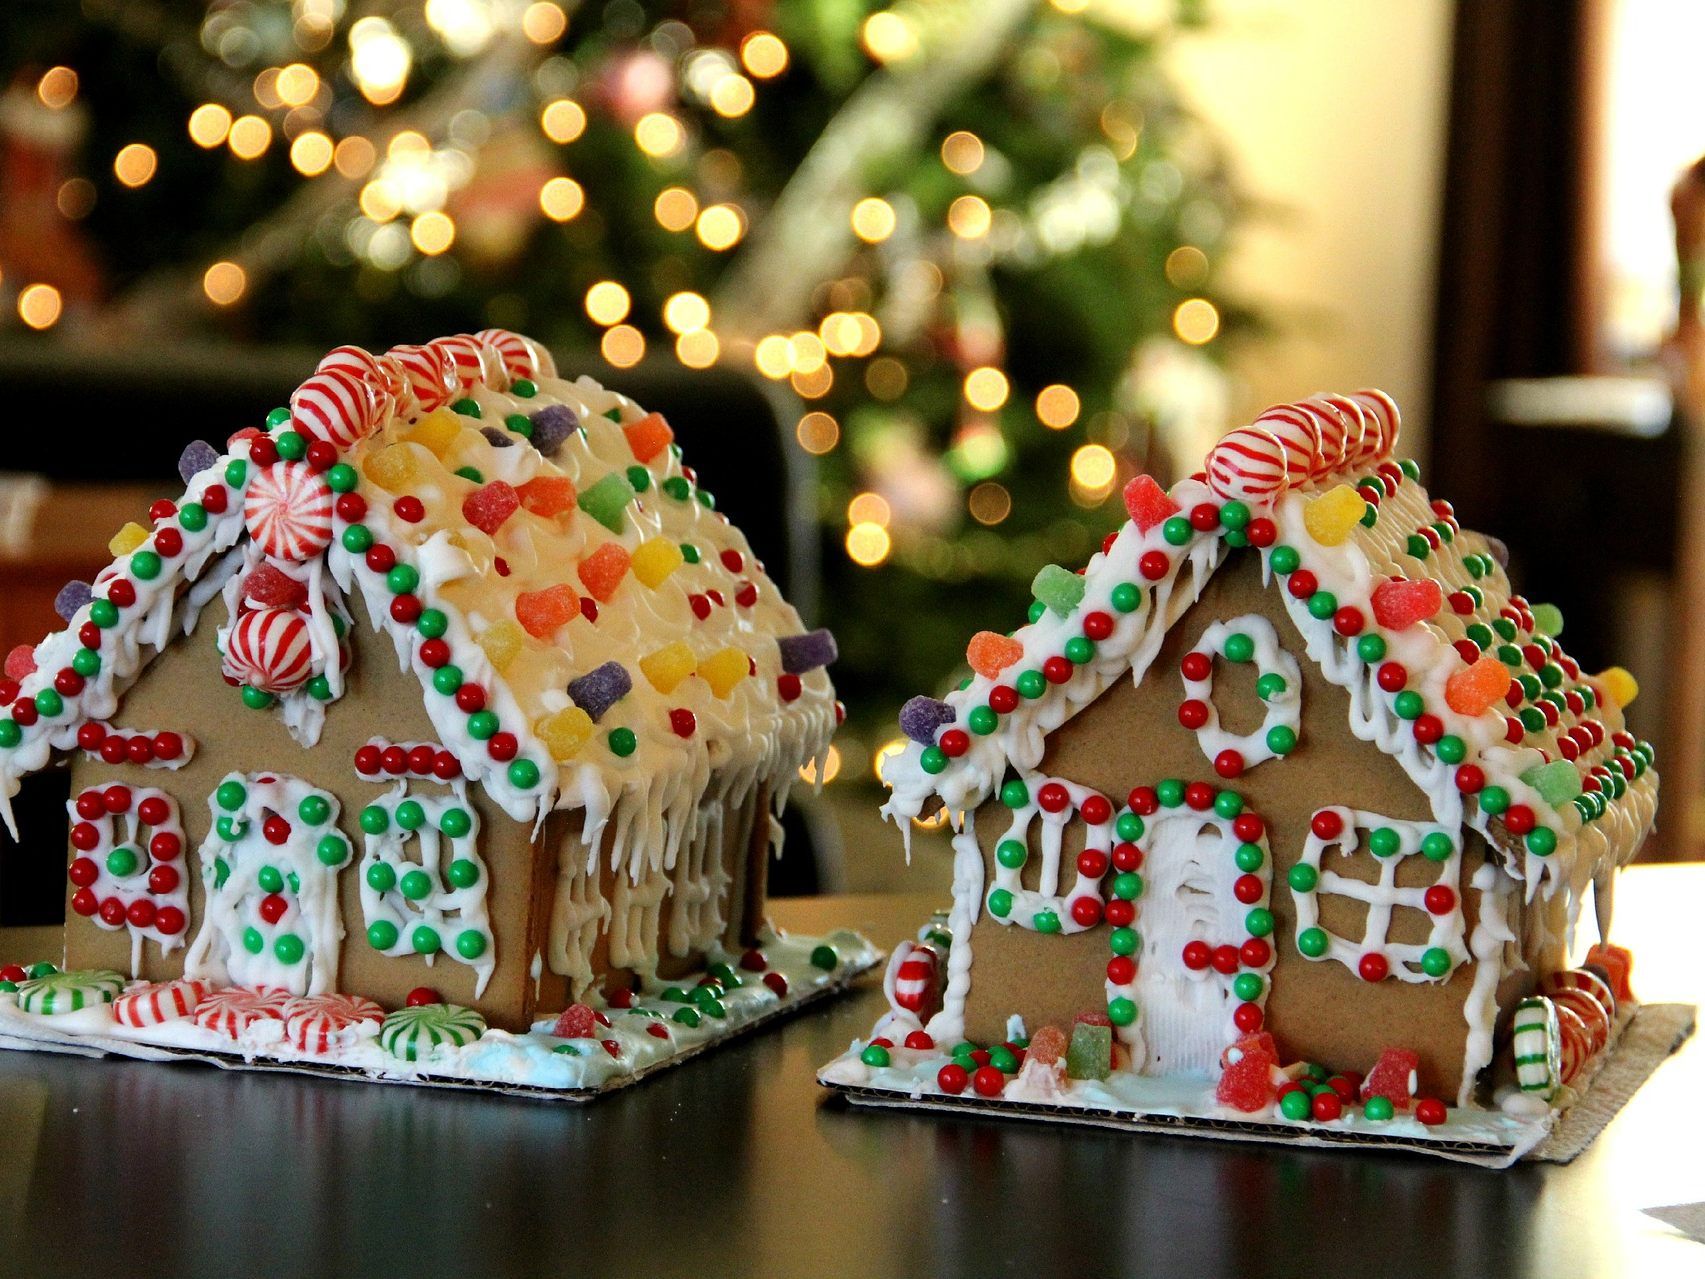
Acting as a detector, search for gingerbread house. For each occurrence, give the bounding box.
[0,330,873,1093]
[824,391,1654,1158]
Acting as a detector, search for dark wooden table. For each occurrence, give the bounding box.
[0,872,1699,1279]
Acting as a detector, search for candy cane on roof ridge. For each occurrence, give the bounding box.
[1205,390,1404,507]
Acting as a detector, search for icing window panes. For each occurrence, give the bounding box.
[1291,806,1469,983]
[66,783,190,973]
[987,775,1115,934]
[1177,614,1301,776]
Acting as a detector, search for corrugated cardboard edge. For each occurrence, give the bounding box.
[0,941,880,1103]
[819,1002,1695,1169]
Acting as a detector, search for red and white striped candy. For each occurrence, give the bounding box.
[891,942,940,1015]
[1555,1002,1591,1084]
[430,334,498,392]
[475,328,556,381]
[318,344,409,401]
[244,461,334,561]
[1546,985,1610,1055]
[1543,967,1618,1016]
[1256,403,1322,488]
[1298,394,1352,480]
[192,986,291,1039]
[291,367,390,450]
[282,992,384,1055]
[1349,389,1401,463]
[386,342,459,413]
[114,978,210,1028]
[1319,394,1370,468]
[224,607,314,693]
[1205,426,1289,505]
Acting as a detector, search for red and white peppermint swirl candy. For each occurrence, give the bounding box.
[192,986,291,1039]
[386,342,459,413]
[114,978,209,1028]
[282,992,384,1055]
[475,328,556,381]
[430,334,499,392]
[1555,1003,1591,1084]
[891,943,939,1015]
[1349,389,1401,463]
[1257,403,1323,488]
[1298,394,1353,480]
[318,344,409,402]
[224,607,314,693]
[1318,394,1370,469]
[1546,986,1610,1055]
[1205,426,1289,505]
[291,367,390,450]
[244,461,334,561]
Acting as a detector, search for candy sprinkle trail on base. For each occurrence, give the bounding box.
[379,1003,486,1062]
[16,969,124,1015]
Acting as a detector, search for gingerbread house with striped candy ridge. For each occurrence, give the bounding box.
[823,390,1653,1158]
[0,330,875,1095]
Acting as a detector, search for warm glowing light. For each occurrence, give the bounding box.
[949,421,1009,478]
[654,186,698,231]
[585,280,631,326]
[675,329,719,368]
[941,131,984,175]
[848,492,891,527]
[113,144,158,189]
[411,211,455,255]
[866,357,908,400]
[741,32,789,79]
[37,67,78,111]
[663,292,710,335]
[754,336,793,380]
[349,17,412,105]
[424,0,495,56]
[819,312,861,356]
[964,366,1010,412]
[334,135,377,178]
[1165,245,1209,289]
[521,2,568,44]
[797,745,842,786]
[948,194,991,239]
[359,181,402,222]
[846,521,892,567]
[1071,443,1118,490]
[850,197,896,244]
[290,131,334,176]
[695,203,745,250]
[634,112,685,158]
[388,130,430,160]
[968,481,1012,526]
[540,98,586,144]
[791,364,834,399]
[709,74,755,118]
[18,285,62,330]
[202,261,247,306]
[862,12,918,64]
[796,411,840,455]
[601,324,645,368]
[1050,0,1089,12]
[1036,384,1080,430]
[1173,297,1220,345]
[539,176,585,221]
[56,179,95,220]
[188,103,233,149]
[276,63,320,107]
[228,115,273,160]
[789,331,827,374]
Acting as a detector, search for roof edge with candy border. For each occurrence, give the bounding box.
[881,392,1657,903]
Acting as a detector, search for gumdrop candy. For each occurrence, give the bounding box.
[1370,576,1442,629]
[463,480,520,535]
[568,661,632,721]
[1216,1033,1279,1113]
[1027,1025,1068,1066]
[53,581,92,622]
[528,404,578,458]
[241,564,309,612]
[639,642,696,694]
[1032,564,1085,618]
[623,411,673,463]
[1303,484,1367,547]
[1360,1047,1419,1110]
[1520,759,1582,807]
[631,538,684,588]
[536,706,594,761]
[4,645,36,681]
[477,620,526,673]
[1531,602,1564,637]
[1445,654,1511,717]
[577,543,631,602]
[518,475,576,517]
[698,647,750,698]
[1585,942,1633,1003]
[1484,534,1510,568]
[967,630,1024,678]
[552,1002,597,1039]
[108,522,149,556]
[1122,474,1179,532]
[363,443,421,493]
[578,473,634,533]
[178,440,219,484]
[899,695,955,745]
[1065,1021,1113,1081]
[1594,666,1638,709]
[402,408,462,457]
[480,426,516,449]
[514,584,579,639]
[778,629,837,673]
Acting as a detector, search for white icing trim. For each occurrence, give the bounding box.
[986,778,1112,934]
[65,784,189,973]
[1180,614,1301,769]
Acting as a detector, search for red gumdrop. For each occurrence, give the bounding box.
[1122,474,1180,532]
[577,542,631,603]
[1370,577,1444,630]
[552,1002,597,1039]
[462,480,521,535]
[241,563,308,610]
[1360,1047,1420,1110]
[514,584,579,639]
[1215,1033,1279,1113]
[622,411,674,463]
[518,475,576,517]
[4,646,35,682]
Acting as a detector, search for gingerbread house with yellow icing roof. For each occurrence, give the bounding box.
[0,330,872,1093]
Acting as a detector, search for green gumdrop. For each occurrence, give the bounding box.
[1531,603,1564,637]
[1520,759,1582,807]
[1030,564,1086,618]
[578,473,635,533]
[1065,1021,1113,1081]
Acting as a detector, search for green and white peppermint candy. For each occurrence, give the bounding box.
[17,969,125,1016]
[379,1003,486,1062]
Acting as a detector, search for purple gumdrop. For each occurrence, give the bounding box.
[54,581,93,622]
[568,661,633,722]
[778,628,838,674]
[1484,535,1510,569]
[529,405,578,458]
[480,426,516,449]
[899,695,956,745]
[178,440,219,485]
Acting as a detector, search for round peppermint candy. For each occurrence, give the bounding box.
[114,977,209,1028]
[1349,389,1401,462]
[385,342,459,413]
[224,607,314,694]
[244,462,334,561]
[429,334,497,392]
[192,986,292,1039]
[379,1003,486,1062]
[290,367,390,451]
[317,344,408,401]
[282,992,384,1055]
[17,969,124,1015]
[1205,426,1289,505]
[1257,403,1323,489]
[474,328,555,381]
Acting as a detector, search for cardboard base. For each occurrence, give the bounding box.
[0,930,880,1102]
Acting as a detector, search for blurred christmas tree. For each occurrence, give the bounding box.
[0,0,1241,741]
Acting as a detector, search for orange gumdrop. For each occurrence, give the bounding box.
[514,584,579,639]
[967,630,1024,679]
[577,542,631,603]
[1444,654,1512,716]
[622,411,674,463]
[518,475,577,517]
[1027,1024,1068,1066]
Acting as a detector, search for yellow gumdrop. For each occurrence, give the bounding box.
[698,647,750,698]
[1303,484,1367,547]
[363,443,421,493]
[631,538,684,589]
[402,408,463,457]
[108,522,149,556]
[478,620,526,675]
[1596,666,1639,710]
[536,706,595,761]
[639,641,696,694]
